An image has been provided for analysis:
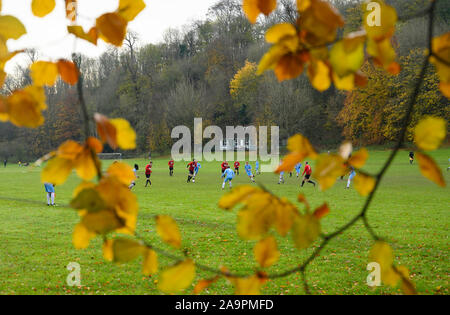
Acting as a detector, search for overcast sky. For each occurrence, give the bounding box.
[3,0,215,73]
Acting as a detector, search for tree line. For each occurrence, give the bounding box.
[0,0,448,161]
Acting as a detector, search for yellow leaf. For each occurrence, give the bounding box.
[254,236,280,268]
[96,13,128,47]
[0,68,5,87]
[142,248,158,276]
[430,32,450,98]
[68,25,98,45]
[230,274,267,295]
[414,116,446,151]
[237,202,274,240]
[110,118,137,150]
[73,223,95,249]
[65,0,77,22]
[70,188,106,212]
[292,214,321,250]
[416,152,446,187]
[41,157,73,185]
[330,38,365,78]
[363,0,397,41]
[30,61,59,86]
[118,0,146,22]
[74,147,100,181]
[275,53,305,81]
[265,23,297,44]
[57,140,83,160]
[5,85,46,127]
[257,45,288,75]
[158,260,196,294]
[0,15,26,40]
[276,134,317,173]
[315,153,347,191]
[369,241,401,286]
[57,60,79,85]
[273,201,298,236]
[81,210,123,234]
[308,59,331,92]
[219,185,259,210]
[156,215,182,248]
[396,266,417,295]
[31,0,56,17]
[354,173,376,196]
[348,148,369,168]
[107,162,135,185]
[297,0,311,12]
[243,0,276,24]
[332,72,355,91]
[102,239,114,261]
[112,239,144,263]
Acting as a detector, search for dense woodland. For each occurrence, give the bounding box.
[0,0,449,161]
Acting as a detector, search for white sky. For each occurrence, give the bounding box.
[2,0,215,73]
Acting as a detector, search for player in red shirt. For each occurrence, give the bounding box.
[221,161,229,174]
[234,161,240,175]
[168,159,174,176]
[145,161,152,187]
[187,159,197,183]
[301,161,316,187]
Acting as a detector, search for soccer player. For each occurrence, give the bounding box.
[187,159,197,183]
[3,159,6,168]
[221,161,229,174]
[129,164,139,190]
[346,166,356,189]
[195,161,201,176]
[244,161,256,183]
[168,159,174,176]
[409,152,415,165]
[301,162,316,187]
[234,161,240,175]
[255,160,260,175]
[295,163,302,178]
[44,183,56,206]
[145,162,152,187]
[222,166,235,190]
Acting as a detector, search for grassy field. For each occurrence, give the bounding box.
[0,149,448,295]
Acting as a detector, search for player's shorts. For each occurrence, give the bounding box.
[349,173,356,180]
[246,172,252,177]
[235,167,239,170]
[146,173,151,179]
[305,174,311,179]
[169,167,174,170]
[224,177,233,183]
[189,170,194,175]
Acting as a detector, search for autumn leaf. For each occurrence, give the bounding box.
[67,25,98,45]
[243,0,277,24]
[30,61,59,86]
[0,16,26,40]
[156,215,182,248]
[31,0,56,17]
[102,239,114,261]
[416,152,446,187]
[111,239,144,263]
[292,214,321,250]
[194,277,219,295]
[430,32,450,98]
[330,33,365,78]
[229,274,267,295]
[414,116,446,151]
[4,85,47,127]
[73,222,95,249]
[254,236,280,268]
[363,0,397,41]
[118,0,146,22]
[57,60,79,85]
[65,0,77,22]
[354,173,376,196]
[273,200,298,236]
[348,148,369,169]
[315,153,347,191]
[110,118,137,150]
[237,201,274,240]
[276,134,317,173]
[81,210,123,235]
[158,260,196,294]
[218,185,259,210]
[41,156,73,185]
[313,203,329,220]
[142,248,158,276]
[96,13,128,46]
[369,241,402,287]
[107,162,135,185]
[70,188,106,213]
[308,59,331,92]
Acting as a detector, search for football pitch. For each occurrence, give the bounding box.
[0,149,448,295]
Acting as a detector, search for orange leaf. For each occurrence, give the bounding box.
[57,60,79,85]
[96,13,127,46]
[416,152,446,187]
[313,203,329,219]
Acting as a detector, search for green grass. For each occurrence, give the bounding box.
[0,149,448,295]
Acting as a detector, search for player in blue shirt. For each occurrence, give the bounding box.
[244,161,256,183]
[346,166,356,189]
[278,160,285,184]
[255,161,260,175]
[295,163,302,178]
[44,183,55,206]
[194,162,201,176]
[221,166,235,190]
